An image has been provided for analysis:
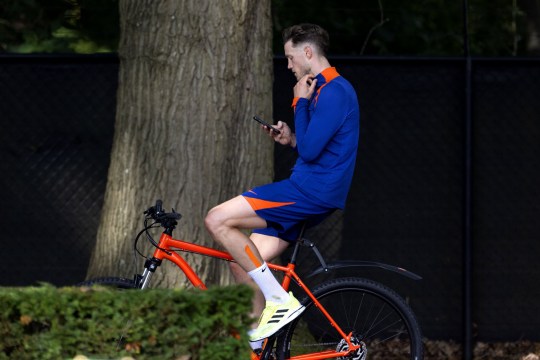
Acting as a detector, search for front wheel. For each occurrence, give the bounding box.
[78,277,140,289]
[278,277,423,360]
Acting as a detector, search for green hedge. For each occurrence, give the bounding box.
[0,284,253,360]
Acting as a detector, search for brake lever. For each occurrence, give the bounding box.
[144,206,156,216]
[170,209,182,220]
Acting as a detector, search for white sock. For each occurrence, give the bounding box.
[248,262,289,304]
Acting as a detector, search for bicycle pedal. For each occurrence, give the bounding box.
[257,349,277,360]
[251,349,262,360]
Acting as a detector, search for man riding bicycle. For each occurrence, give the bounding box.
[204,23,360,352]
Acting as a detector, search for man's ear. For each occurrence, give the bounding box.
[304,45,313,59]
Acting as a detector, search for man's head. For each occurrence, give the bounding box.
[282,23,330,80]
[282,23,330,56]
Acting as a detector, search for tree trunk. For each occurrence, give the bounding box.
[86,0,273,287]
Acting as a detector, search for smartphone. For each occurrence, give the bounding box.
[253,115,281,134]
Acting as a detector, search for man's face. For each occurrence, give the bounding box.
[284,40,311,81]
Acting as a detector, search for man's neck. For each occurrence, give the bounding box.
[311,57,332,76]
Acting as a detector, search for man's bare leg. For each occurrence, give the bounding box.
[205,195,304,342]
[205,195,268,271]
[205,196,289,302]
[229,233,290,321]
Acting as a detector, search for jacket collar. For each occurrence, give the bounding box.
[314,67,339,88]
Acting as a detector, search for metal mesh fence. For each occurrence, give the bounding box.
[0,55,539,342]
[0,55,118,285]
[472,60,540,340]
[273,57,540,341]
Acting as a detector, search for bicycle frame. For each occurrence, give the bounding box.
[138,231,361,359]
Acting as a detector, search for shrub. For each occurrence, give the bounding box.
[0,284,253,360]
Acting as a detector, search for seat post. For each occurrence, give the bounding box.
[289,222,307,265]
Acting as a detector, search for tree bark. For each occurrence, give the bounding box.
[86,0,273,287]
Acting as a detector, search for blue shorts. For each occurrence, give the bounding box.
[242,179,335,242]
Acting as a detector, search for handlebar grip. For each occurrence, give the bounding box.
[155,199,163,213]
[166,212,182,220]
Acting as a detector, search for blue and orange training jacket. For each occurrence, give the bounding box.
[290,67,360,209]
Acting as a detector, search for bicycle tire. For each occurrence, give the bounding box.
[278,277,423,360]
[78,277,140,289]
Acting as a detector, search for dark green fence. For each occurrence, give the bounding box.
[1,54,539,343]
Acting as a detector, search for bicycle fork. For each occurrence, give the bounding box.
[136,257,162,289]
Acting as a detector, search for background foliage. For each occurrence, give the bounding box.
[0,0,537,56]
[0,0,119,53]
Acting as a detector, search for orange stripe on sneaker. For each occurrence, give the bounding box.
[243,197,295,211]
[245,245,262,268]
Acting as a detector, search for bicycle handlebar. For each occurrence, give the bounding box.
[134,200,182,256]
[144,199,182,223]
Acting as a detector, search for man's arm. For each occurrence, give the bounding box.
[264,120,296,148]
[294,85,348,162]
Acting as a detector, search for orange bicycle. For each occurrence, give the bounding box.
[81,200,423,359]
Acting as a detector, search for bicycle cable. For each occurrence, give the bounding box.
[135,215,175,253]
[132,217,159,263]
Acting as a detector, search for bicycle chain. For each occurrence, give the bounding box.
[294,341,340,347]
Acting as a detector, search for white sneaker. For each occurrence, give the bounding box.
[249,292,305,341]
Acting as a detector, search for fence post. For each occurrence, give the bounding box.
[462,0,473,359]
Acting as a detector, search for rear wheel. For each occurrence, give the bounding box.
[278,277,423,360]
[78,277,139,289]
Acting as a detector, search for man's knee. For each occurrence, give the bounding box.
[204,206,224,236]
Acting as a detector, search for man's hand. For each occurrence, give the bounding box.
[293,74,317,99]
[263,120,296,148]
